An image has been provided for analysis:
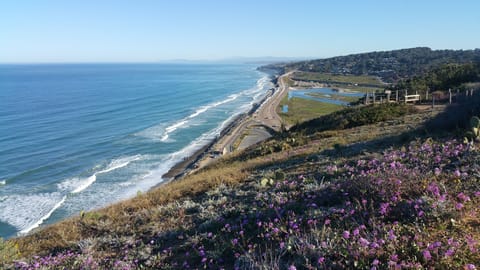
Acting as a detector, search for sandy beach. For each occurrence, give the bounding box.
[162,70,291,180]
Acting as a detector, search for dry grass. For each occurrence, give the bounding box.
[9,105,452,268]
[14,162,251,257]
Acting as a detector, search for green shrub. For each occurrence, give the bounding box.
[0,238,20,268]
[465,116,480,141]
[292,103,416,134]
[274,170,286,181]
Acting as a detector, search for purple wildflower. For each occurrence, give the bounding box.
[359,237,370,247]
[455,203,464,210]
[423,250,432,261]
[444,248,455,257]
[457,192,471,202]
[465,264,476,270]
[379,202,389,215]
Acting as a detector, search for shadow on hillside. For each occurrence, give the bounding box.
[424,91,480,131]
[251,128,423,176]
[253,91,480,176]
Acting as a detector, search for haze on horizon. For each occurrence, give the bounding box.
[1,0,479,63]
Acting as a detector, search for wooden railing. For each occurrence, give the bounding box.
[404,94,420,103]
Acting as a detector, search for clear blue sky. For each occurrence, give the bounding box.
[1,0,479,63]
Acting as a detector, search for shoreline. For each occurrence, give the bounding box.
[161,112,248,180]
[161,69,288,181]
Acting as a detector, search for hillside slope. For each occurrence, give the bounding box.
[4,103,479,269]
[264,47,480,83]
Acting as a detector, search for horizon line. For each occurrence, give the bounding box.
[0,56,313,65]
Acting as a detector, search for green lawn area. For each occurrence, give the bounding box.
[278,97,344,126]
[292,71,384,87]
[304,92,361,103]
[340,85,384,93]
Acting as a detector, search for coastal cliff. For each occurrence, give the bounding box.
[3,49,480,269]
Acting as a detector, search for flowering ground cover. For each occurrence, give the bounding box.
[10,138,479,269]
[3,104,479,269]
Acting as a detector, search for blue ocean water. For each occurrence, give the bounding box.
[0,63,273,239]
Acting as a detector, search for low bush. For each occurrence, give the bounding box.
[292,103,417,134]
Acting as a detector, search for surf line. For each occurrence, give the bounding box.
[20,156,141,235]
[72,155,141,194]
[19,195,67,235]
[160,93,241,142]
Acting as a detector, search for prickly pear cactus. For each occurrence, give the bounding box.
[466,116,480,141]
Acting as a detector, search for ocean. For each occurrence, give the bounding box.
[0,63,274,239]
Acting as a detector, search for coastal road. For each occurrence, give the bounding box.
[255,71,293,131]
[216,71,293,153]
[192,71,294,172]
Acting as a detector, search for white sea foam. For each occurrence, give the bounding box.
[9,155,144,234]
[59,155,142,194]
[60,74,272,215]
[19,195,67,234]
[157,94,242,142]
[165,120,188,133]
[0,192,65,234]
[71,175,97,194]
[188,106,209,119]
[118,181,134,187]
[0,180,5,186]
[135,75,272,144]
[3,74,272,236]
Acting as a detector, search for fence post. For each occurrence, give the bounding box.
[449,89,452,104]
[426,88,429,101]
[396,90,399,102]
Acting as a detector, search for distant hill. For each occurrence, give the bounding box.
[264,47,480,83]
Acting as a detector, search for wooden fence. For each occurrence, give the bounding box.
[362,89,476,105]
